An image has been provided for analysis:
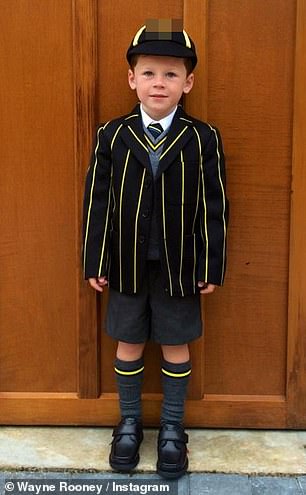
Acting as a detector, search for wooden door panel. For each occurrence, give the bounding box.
[0,0,76,393]
[203,0,295,397]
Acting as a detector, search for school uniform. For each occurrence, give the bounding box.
[82,102,228,344]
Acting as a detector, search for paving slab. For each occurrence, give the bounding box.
[190,473,252,494]
[250,476,304,494]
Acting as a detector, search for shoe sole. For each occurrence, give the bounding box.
[157,458,188,480]
[109,453,140,473]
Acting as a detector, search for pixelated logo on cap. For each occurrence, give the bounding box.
[145,19,183,40]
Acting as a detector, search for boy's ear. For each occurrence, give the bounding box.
[183,73,194,94]
[128,69,136,90]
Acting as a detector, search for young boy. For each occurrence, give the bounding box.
[82,19,228,480]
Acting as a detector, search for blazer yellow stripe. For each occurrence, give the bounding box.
[192,138,201,235]
[128,126,149,153]
[162,173,173,296]
[161,368,192,378]
[98,165,113,276]
[144,134,167,151]
[208,124,227,283]
[112,185,116,213]
[159,126,188,160]
[119,150,130,292]
[180,117,193,123]
[124,114,139,120]
[83,126,104,273]
[193,127,209,281]
[115,366,144,376]
[102,121,110,131]
[111,124,123,150]
[133,169,146,293]
[192,129,202,289]
[179,151,185,297]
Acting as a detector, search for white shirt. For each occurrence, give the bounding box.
[140,104,177,133]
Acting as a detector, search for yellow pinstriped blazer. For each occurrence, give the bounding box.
[82,104,228,297]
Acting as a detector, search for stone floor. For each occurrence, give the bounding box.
[1,427,306,494]
[1,426,306,474]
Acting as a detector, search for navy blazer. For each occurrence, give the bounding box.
[82,104,229,296]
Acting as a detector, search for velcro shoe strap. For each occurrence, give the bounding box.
[159,427,188,444]
[113,422,139,437]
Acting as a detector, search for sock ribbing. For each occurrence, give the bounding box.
[160,359,191,425]
[114,357,144,420]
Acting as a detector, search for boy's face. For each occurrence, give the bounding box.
[128,55,194,121]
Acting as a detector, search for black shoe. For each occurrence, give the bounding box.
[109,417,143,472]
[157,422,189,479]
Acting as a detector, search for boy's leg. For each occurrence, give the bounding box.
[106,274,150,473]
[157,343,191,479]
[115,341,146,420]
[109,341,146,472]
[160,343,191,424]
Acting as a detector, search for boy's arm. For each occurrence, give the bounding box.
[82,125,113,282]
[198,126,229,287]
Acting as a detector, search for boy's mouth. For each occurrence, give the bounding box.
[150,94,167,98]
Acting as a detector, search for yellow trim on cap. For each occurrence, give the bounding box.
[182,30,192,48]
[133,25,146,46]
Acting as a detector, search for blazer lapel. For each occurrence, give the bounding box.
[120,105,151,173]
[156,106,194,180]
[119,104,195,177]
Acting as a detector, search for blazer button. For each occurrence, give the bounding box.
[142,209,150,218]
[138,235,145,244]
[145,178,152,188]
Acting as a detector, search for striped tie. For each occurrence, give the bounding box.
[147,122,163,140]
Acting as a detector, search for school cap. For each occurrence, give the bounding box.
[126,19,197,69]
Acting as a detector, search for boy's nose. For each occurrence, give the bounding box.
[153,76,165,87]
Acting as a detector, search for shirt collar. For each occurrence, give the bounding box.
[140,104,177,132]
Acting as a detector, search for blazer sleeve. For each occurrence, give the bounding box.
[82,125,113,279]
[197,126,229,285]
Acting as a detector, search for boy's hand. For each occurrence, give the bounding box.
[88,277,108,292]
[198,282,216,294]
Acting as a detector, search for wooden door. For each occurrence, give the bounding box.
[1,0,306,428]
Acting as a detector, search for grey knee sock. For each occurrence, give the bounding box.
[160,358,192,425]
[114,356,144,420]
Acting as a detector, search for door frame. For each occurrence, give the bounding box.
[1,0,305,428]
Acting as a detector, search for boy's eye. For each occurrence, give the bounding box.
[143,71,153,77]
[166,72,177,78]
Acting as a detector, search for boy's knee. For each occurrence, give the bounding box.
[116,341,146,361]
[161,344,190,363]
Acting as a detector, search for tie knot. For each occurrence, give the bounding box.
[147,122,163,139]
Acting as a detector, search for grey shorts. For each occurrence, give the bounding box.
[106,261,202,345]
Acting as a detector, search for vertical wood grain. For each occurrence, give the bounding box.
[287,0,306,427]
[204,0,295,397]
[0,0,76,393]
[73,0,100,398]
[183,0,208,121]
[183,0,209,399]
